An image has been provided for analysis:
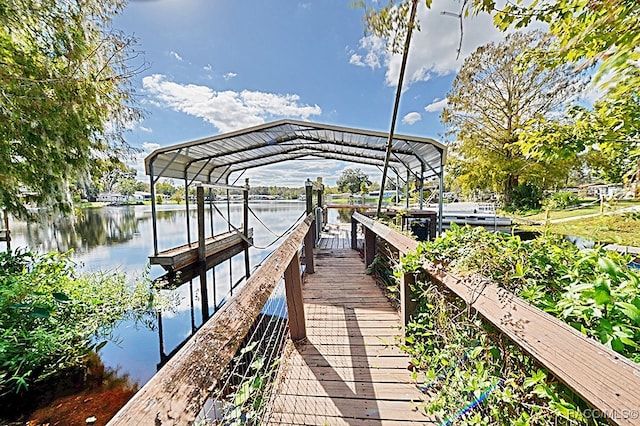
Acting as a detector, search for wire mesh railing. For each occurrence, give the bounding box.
[107,214,313,425]
[195,279,289,425]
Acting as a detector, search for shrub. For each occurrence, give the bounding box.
[0,249,160,397]
[543,191,581,210]
[508,183,542,211]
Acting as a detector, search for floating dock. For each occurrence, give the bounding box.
[149,229,252,272]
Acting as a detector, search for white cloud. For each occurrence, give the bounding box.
[143,142,161,152]
[424,97,448,112]
[349,53,365,67]
[350,0,508,87]
[139,126,152,133]
[142,74,322,133]
[350,35,385,69]
[401,111,422,125]
[223,72,237,80]
[170,51,183,61]
[203,64,212,72]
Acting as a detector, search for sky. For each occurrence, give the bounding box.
[114,0,508,187]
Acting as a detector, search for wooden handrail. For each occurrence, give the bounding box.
[108,214,314,425]
[351,212,640,426]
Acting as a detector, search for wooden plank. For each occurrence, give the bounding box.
[149,229,253,271]
[352,212,640,426]
[275,376,420,399]
[108,215,314,425]
[268,246,430,425]
[265,413,434,426]
[295,343,405,358]
[285,353,410,369]
[305,327,399,338]
[268,396,433,422]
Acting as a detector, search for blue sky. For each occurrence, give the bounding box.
[115,0,506,186]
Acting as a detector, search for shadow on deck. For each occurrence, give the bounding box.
[266,225,436,425]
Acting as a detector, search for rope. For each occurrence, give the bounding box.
[248,204,286,238]
[210,202,307,250]
[439,379,502,426]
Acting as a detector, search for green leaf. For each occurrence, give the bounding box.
[250,357,265,372]
[611,338,625,353]
[53,291,71,302]
[29,306,51,318]
[240,341,258,355]
[619,336,639,349]
[616,302,640,325]
[593,283,611,306]
[597,257,618,276]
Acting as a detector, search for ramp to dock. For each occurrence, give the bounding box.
[266,228,435,425]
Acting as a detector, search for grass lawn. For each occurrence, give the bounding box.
[513,199,640,247]
[519,199,640,222]
[542,214,640,247]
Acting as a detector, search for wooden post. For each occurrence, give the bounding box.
[428,213,437,241]
[400,272,417,335]
[197,186,206,263]
[304,223,314,274]
[185,177,192,247]
[284,253,306,341]
[243,179,250,238]
[364,227,376,269]
[149,163,158,256]
[351,215,358,250]
[243,179,250,278]
[305,179,313,215]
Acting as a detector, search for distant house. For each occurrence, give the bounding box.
[134,191,153,202]
[97,192,128,203]
[581,184,624,199]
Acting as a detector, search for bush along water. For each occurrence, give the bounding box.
[397,223,639,424]
[0,249,162,402]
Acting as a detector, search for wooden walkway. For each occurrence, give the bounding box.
[266,227,435,425]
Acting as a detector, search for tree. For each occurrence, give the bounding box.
[362,1,639,88]
[470,1,640,89]
[156,180,178,197]
[0,0,141,218]
[336,168,372,194]
[361,1,640,194]
[441,31,584,205]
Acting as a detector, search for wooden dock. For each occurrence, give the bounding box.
[265,229,435,425]
[149,229,252,271]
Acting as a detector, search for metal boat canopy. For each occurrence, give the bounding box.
[144,119,446,185]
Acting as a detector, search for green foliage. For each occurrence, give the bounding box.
[409,224,640,362]
[0,0,141,217]
[543,191,581,211]
[0,249,160,396]
[442,31,584,205]
[336,168,372,194]
[401,281,598,424]
[395,223,639,422]
[507,183,542,212]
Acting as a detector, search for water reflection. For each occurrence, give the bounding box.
[10,207,148,254]
[7,202,307,386]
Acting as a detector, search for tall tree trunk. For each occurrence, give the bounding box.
[503,174,519,206]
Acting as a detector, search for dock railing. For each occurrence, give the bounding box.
[351,211,640,426]
[107,214,315,425]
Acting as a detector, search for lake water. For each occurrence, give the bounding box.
[7,201,329,389]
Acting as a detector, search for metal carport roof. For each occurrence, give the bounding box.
[145,119,446,185]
